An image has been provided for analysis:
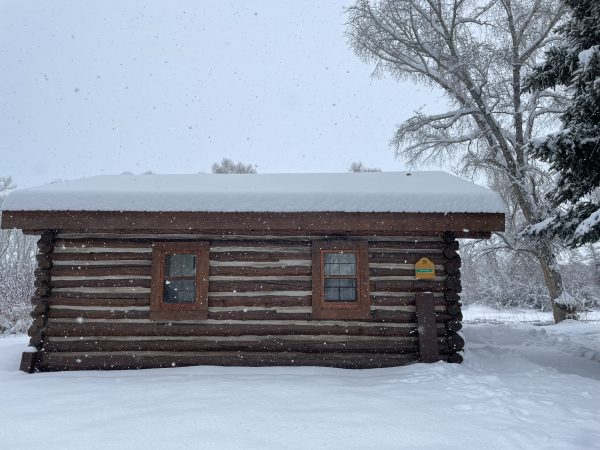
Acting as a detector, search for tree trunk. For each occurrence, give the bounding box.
[535,242,574,322]
[509,176,575,323]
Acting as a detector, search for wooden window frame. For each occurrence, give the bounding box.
[311,240,370,320]
[150,242,209,320]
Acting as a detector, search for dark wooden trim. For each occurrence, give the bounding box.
[370,280,446,292]
[20,352,39,373]
[45,321,425,338]
[53,238,310,248]
[447,333,465,351]
[312,240,370,320]
[47,309,149,320]
[369,311,415,323]
[36,351,426,371]
[46,297,150,307]
[149,242,209,320]
[446,319,462,333]
[208,296,312,307]
[50,279,152,288]
[371,295,447,307]
[25,231,57,370]
[51,252,150,261]
[369,253,448,264]
[368,241,444,249]
[209,266,312,277]
[45,308,427,322]
[48,291,150,299]
[50,266,152,277]
[370,267,421,277]
[415,292,440,363]
[447,353,463,363]
[44,338,423,354]
[209,251,310,262]
[47,308,314,321]
[1,211,504,236]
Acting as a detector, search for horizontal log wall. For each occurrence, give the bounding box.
[28,232,463,371]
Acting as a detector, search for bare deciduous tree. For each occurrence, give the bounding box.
[347,0,575,322]
[348,161,382,172]
[0,177,37,334]
[211,158,257,174]
[461,238,600,314]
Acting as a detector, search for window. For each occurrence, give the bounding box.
[312,241,370,320]
[150,242,209,320]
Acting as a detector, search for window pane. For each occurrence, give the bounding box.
[163,279,195,303]
[324,278,357,302]
[166,254,196,277]
[324,253,356,276]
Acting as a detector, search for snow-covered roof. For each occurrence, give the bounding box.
[2,171,504,214]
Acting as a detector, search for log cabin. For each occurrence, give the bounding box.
[0,171,504,372]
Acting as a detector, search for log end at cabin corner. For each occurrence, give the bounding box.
[0,171,504,372]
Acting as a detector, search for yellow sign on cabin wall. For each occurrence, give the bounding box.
[415,257,435,280]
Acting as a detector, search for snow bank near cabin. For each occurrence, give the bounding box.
[2,171,504,213]
[0,322,599,450]
[463,304,600,323]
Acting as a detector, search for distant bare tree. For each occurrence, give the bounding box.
[0,177,36,334]
[0,177,15,262]
[348,161,382,172]
[461,239,600,313]
[347,0,575,322]
[586,244,600,288]
[211,158,257,174]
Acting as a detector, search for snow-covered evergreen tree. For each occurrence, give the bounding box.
[524,0,600,247]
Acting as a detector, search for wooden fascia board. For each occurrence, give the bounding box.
[0,210,505,237]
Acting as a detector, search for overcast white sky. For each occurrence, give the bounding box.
[0,0,446,189]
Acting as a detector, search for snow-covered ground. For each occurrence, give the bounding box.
[463,303,600,324]
[0,321,598,450]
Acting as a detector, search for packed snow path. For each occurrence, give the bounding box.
[0,322,598,450]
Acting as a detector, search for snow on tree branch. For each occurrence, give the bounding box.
[523,0,600,247]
